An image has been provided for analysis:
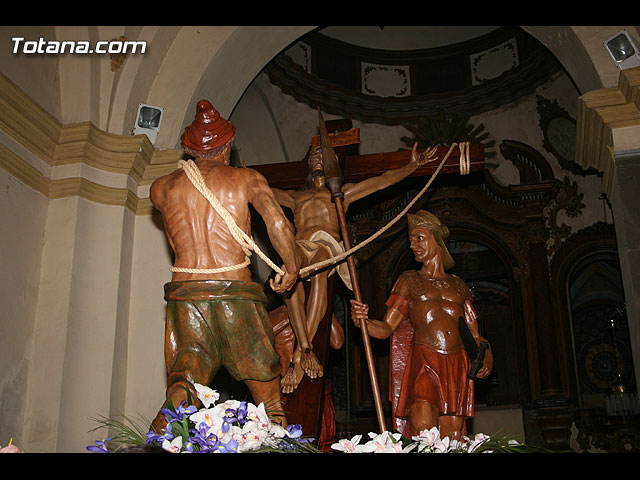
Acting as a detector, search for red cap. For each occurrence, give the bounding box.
[181,100,236,156]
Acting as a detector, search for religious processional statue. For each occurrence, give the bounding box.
[147,97,482,441]
[270,114,431,394]
[149,100,301,433]
[350,210,493,440]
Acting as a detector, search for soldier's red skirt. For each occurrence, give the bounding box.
[395,343,474,420]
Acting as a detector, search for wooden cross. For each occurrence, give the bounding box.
[253,128,484,189]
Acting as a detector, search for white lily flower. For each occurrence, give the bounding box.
[194,383,220,408]
[431,436,451,453]
[331,434,367,453]
[162,436,183,453]
[189,407,221,432]
[219,398,242,412]
[412,426,440,445]
[361,431,404,453]
[245,402,270,430]
[449,438,464,452]
[268,423,287,439]
[467,432,490,452]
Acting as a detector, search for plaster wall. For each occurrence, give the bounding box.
[53,199,124,451]
[0,168,48,449]
[0,26,61,122]
[23,196,79,451]
[122,212,172,419]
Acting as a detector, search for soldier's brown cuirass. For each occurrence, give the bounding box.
[398,270,466,353]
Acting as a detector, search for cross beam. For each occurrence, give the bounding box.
[253,142,485,189]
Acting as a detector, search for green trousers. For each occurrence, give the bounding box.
[163,279,281,399]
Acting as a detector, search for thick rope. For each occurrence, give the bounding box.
[459,141,470,175]
[171,142,469,278]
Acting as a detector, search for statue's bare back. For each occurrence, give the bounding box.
[152,163,269,282]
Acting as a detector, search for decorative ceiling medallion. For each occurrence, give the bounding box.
[470,38,519,86]
[284,42,312,73]
[361,63,410,98]
[536,95,595,176]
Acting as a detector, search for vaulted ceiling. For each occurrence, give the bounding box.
[265,26,566,126]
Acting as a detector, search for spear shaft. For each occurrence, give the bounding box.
[318,110,387,432]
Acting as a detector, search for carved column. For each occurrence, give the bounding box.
[527,239,572,450]
[529,241,562,396]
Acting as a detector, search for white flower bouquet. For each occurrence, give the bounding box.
[88,385,543,454]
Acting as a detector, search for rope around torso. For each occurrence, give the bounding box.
[170,142,469,277]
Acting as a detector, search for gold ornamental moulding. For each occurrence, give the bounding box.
[0,71,181,215]
[575,66,640,198]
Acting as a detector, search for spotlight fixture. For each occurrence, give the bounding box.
[133,103,164,144]
[604,30,640,70]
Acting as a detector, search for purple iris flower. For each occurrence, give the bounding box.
[215,439,238,453]
[190,423,219,452]
[86,438,111,453]
[160,400,197,424]
[146,422,174,446]
[236,401,248,424]
[286,424,304,439]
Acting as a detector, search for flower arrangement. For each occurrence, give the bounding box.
[87,383,320,453]
[88,385,544,454]
[331,427,529,453]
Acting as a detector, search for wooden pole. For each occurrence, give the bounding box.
[317,109,387,432]
[332,194,387,433]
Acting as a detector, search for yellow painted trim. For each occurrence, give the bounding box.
[0,73,61,164]
[0,71,181,214]
[0,143,51,197]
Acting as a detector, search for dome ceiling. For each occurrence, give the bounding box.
[319,26,502,51]
[264,26,564,125]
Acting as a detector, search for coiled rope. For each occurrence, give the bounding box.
[171,142,470,277]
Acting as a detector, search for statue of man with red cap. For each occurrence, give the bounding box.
[149,100,301,432]
[350,210,493,440]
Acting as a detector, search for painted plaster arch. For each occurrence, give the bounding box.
[143,26,316,150]
[522,26,617,94]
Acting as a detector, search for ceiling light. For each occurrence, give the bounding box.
[604,30,640,70]
[133,103,164,144]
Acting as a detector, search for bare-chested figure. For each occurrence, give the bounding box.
[272,142,429,393]
[350,210,493,440]
[149,100,301,432]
